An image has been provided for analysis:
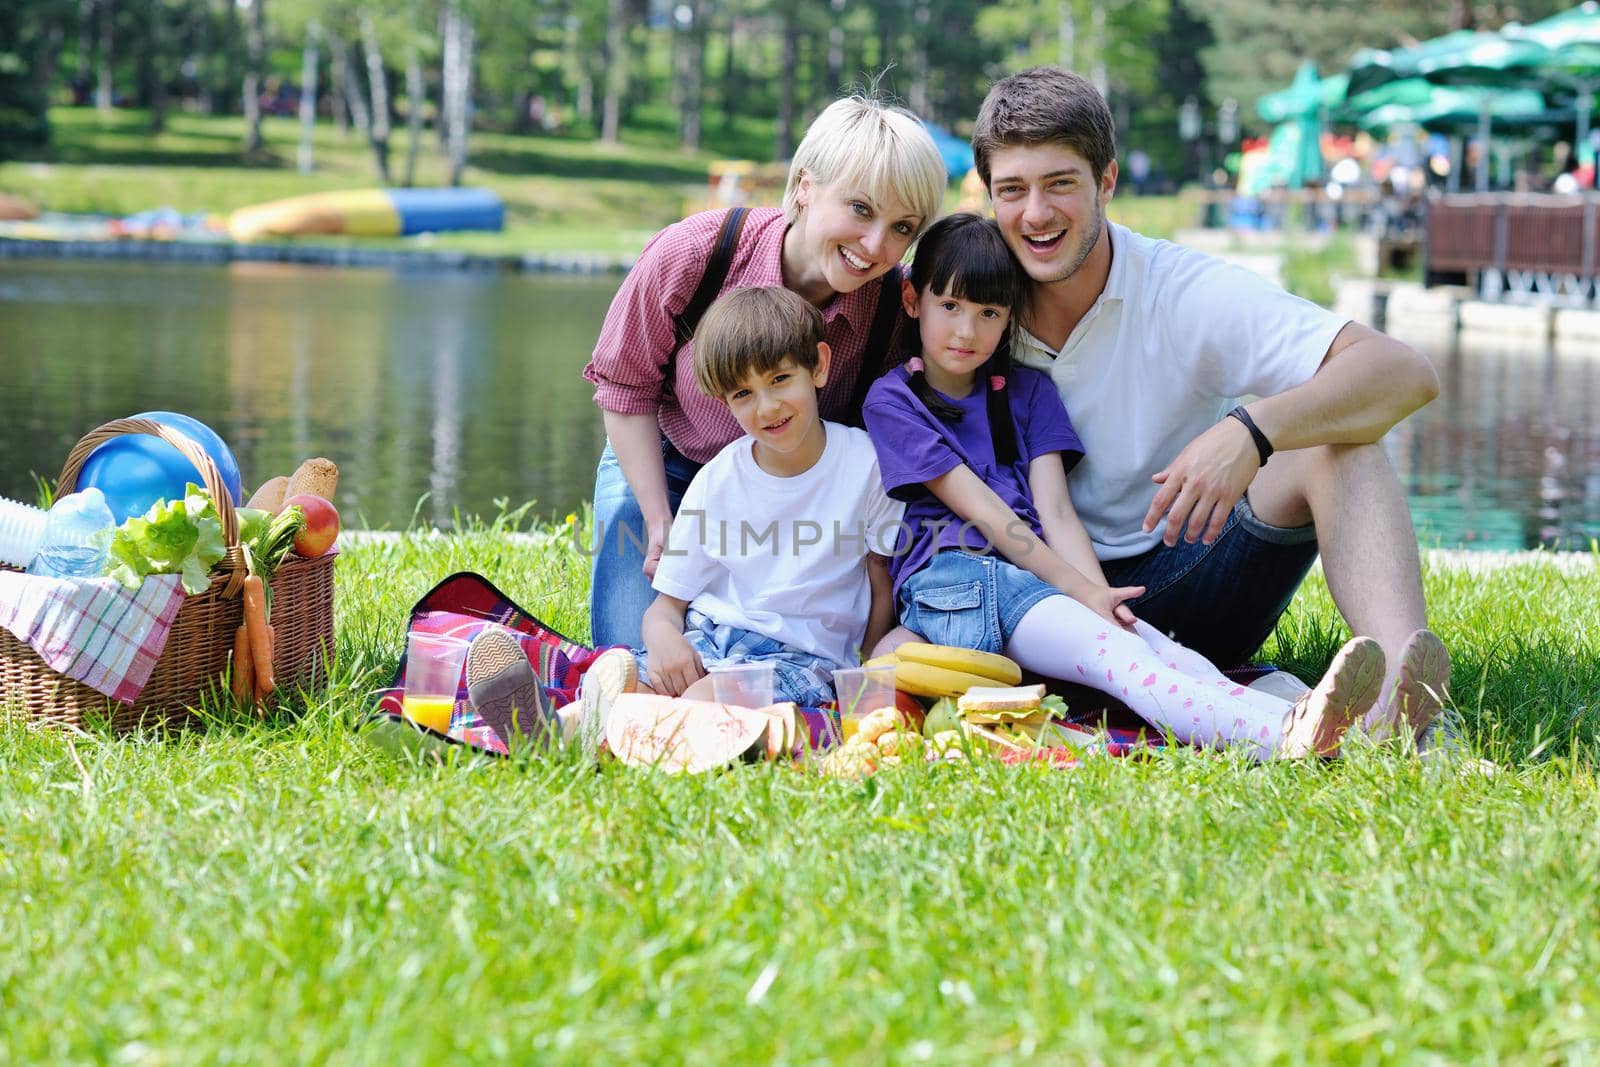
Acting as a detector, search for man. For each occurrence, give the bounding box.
[972,67,1449,739]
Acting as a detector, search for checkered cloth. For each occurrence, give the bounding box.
[0,569,187,705]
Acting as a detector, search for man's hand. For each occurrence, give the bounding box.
[644,631,704,696]
[1143,416,1260,546]
[642,515,672,580]
[1083,583,1145,631]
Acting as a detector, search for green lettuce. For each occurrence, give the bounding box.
[106,483,228,595]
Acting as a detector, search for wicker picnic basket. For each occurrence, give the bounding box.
[0,418,335,731]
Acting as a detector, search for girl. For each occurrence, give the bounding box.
[583,95,946,650]
[862,214,1383,759]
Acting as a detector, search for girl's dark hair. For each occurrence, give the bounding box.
[904,212,1026,465]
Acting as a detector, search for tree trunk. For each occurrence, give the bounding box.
[775,9,799,160]
[360,13,391,183]
[338,36,373,143]
[297,21,320,173]
[242,0,266,153]
[1058,0,1076,71]
[77,0,93,97]
[403,48,423,186]
[442,3,474,186]
[600,0,626,144]
[194,0,213,114]
[907,1,929,118]
[1090,0,1107,98]
[719,8,737,127]
[95,0,113,115]
[678,0,708,151]
[147,0,167,133]
[329,30,349,135]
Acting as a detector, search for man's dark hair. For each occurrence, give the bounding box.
[972,66,1117,187]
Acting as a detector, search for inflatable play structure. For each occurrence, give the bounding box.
[227,188,504,242]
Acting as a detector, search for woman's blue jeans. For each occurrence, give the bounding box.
[588,438,702,649]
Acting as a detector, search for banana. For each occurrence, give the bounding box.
[864,652,901,669]
[893,660,1005,699]
[894,642,1022,686]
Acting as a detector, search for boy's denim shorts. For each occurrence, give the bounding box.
[897,551,1059,656]
[1100,494,1319,668]
[633,608,837,708]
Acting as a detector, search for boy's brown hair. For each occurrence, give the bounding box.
[972,66,1117,187]
[693,286,826,398]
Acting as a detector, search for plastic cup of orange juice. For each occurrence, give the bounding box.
[830,664,897,741]
[402,632,470,733]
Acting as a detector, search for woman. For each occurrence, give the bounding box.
[583,95,946,648]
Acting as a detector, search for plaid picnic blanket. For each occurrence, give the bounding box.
[0,569,187,705]
[368,571,1203,761]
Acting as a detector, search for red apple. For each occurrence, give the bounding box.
[284,493,340,557]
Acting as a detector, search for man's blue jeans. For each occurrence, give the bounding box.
[587,438,702,649]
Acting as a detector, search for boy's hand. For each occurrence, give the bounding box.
[646,632,704,696]
[1085,584,1144,632]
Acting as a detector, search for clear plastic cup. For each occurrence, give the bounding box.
[830,664,897,741]
[708,661,776,708]
[402,632,470,733]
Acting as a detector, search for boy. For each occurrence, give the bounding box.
[601,286,904,711]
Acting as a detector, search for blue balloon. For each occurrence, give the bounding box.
[77,411,244,524]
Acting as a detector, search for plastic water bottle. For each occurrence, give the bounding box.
[0,495,48,569]
[28,489,117,580]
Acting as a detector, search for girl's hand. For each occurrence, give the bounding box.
[1086,584,1144,632]
[646,632,704,696]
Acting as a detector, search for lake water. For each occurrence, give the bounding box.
[2,259,1597,551]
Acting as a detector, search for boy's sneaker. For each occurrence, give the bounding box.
[465,629,556,751]
[578,648,638,756]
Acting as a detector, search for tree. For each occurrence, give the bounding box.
[0,0,61,156]
[242,0,266,153]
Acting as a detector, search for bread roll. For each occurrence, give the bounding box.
[285,457,339,502]
[246,476,289,513]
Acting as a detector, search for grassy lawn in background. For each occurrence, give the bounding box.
[3,519,1598,1063]
[2,108,1217,260]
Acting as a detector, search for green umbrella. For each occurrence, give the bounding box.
[1257,65,1349,124]
[1506,2,1600,168]
[1346,30,1488,97]
[1357,86,1552,133]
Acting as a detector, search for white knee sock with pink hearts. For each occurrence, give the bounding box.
[1003,595,1294,759]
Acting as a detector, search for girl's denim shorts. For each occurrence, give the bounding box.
[897,551,1059,655]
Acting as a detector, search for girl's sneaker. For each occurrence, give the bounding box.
[465,628,556,751]
[1278,636,1385,759]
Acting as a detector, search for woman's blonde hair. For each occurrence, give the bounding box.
[782,96,946,238]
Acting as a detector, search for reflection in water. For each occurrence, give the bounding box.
[1386,333,1600,550]
[2,259,1596,549]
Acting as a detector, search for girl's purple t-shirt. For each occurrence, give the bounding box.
[862,364,1085,593]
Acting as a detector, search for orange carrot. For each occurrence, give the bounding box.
[242,575,275,700]
[232,623,254,706]
[259,624,276,702]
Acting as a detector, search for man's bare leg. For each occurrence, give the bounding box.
[1245,442,1445,736]
[869,625,922,660]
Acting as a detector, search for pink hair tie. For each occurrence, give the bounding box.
[907,357,925,372]
[990,375,1006,392]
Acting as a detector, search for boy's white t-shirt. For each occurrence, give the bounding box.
[652,422,905,670]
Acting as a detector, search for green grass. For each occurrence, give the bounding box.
[3,519,1599,1063]
[1,108,720,257]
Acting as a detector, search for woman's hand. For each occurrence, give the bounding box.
[646,632,704,696]
[642,515,672,580]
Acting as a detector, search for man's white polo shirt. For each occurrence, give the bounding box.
[1013,222,1346,560]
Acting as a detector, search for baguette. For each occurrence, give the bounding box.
[246,476,289,514]
[285,457,339,503]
